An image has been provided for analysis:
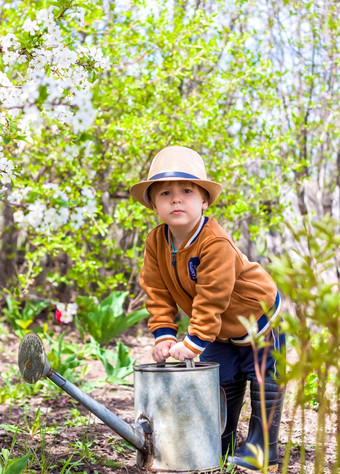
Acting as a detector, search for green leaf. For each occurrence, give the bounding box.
[31,407,41,434]
[91,339,135,381]
[76,292,148,344]
[4,453,30,474]
[100,291,128,318]
[15,318,34,329]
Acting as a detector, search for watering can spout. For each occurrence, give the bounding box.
[18,332,150,454]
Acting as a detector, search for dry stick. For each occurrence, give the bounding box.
[260,341,271,474]
[299,386,306,474]
[315,366,328,474]
[281,387,302,474]
[252,337,270,473]
[334,364,340,474]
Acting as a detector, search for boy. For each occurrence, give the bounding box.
[130,145,285,472]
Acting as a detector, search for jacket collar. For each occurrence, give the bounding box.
[164,216,208,248]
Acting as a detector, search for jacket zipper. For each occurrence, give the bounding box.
[172,251,192,300]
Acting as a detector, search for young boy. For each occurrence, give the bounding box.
[130,145,285,472]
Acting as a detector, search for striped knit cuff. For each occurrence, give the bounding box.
[153,328,178,345]
[183,334,210,355]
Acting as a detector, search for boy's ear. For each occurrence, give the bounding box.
[202,198,208,210]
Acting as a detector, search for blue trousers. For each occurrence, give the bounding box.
[200,326,286,384]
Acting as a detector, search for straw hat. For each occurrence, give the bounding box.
[130,146,222,209]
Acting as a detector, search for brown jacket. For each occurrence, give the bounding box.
[140,216,277,353]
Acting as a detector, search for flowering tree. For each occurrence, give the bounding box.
[1,0,339,312]
[0,2,114,307]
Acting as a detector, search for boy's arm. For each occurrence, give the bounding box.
[140,240,179,346]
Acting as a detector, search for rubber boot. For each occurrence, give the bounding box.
[221,379,247,456]
[228,379,284,472]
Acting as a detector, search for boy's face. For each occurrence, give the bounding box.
[150,181,208,235]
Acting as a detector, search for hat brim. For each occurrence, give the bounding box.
[130,178,223,209]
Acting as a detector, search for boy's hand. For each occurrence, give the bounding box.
[169,342,196,361]
[152,340,176,362]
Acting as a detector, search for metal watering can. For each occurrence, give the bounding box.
[18,332,227,473]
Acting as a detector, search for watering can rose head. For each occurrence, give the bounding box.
[55,303,78,324]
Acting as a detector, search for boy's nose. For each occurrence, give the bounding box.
[171,192,182,203]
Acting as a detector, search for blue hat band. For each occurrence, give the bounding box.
[150,171,200,181]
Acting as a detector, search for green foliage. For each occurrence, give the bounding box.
[1,2,340,471]
[268,215,340,474]
[176,315,190,336]
[0,451,29,474]
[63,409,88,427]
[0,0,298,305]
[3,296,49,332]
[75,291,148,344]
[269,216,340,383]
[1,408,58,438]
[89,338,135,384]
[304,371,319,409]
[0,368,47,405]
[44,332,84,383]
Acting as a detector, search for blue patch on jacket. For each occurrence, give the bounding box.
[188,257,200,281]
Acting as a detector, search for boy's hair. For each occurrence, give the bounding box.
[147,180,210,208]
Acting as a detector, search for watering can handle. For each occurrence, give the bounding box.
[157,359,195,367]
[220,386,227,434]
[185,358,195,368]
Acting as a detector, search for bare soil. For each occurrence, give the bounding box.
[0,323,337,473]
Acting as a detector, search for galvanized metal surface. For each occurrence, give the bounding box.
[134,362,223,472]
[18,334,226,472]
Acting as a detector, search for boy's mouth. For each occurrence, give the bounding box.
[171,209,184,214]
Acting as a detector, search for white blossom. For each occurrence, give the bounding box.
[78,45,111,70]
[36,7,55,27]
[22,104,43,130]
[0,72,12,86]
[0,6,107,236]
[81,188,95,199]
[23,18,40,35]
[0,156,15,184]
[13,209,25,223]
[70,207,85,229]
[0,6,104,135]
[3,50,20,66]
[27,202,46,228]
[71,89,96,133]
[56,302,78,323]
[82,188,98,216]
[67,303,78,315]
[85,200,97,215]
[58,207,70,225]
[2,33,20,51]
[53,46,78,69]
[71,67,91,89]
[42,183,69,202]
[8,187,32,205]
[21,81,40,102]
[76,7,85,27]
[45,105,74,125]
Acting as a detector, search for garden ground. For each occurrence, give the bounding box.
[0,322,337,473]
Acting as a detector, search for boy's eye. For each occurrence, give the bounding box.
[160,190,170,196]
[183,188,192,193]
